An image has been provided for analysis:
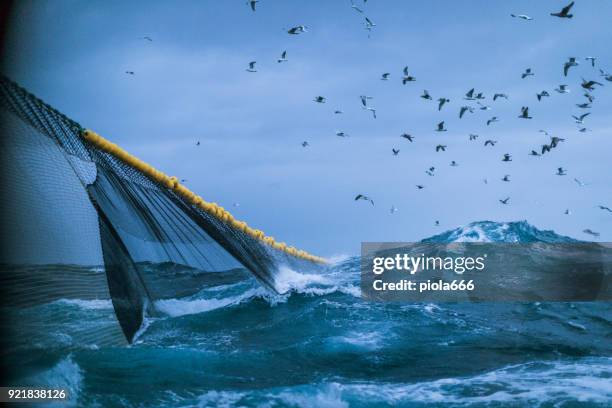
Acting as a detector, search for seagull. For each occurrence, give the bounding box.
[301,141,309,148]
[416,185,425,190]
[583,229,600,237]
[486,116,499,126]
[233,202,240,208]
[581,79,603,91]
[550,136,565,148]
[381,73,390,80]
[364,17,376,31]
[277,50,288,63]
[438,98,450,111]
[521,68,534,79]
[585,57,596,67]
[351,1,364,13]
[464,88,475,100]
[574,178,588,187]
[573,113,590,123]
[583,92,595,103]
[539,130,550,136]
[556,167,567,176]
[555,84,570,93]
[502,154,512,162]
[537,90,550,101]
[436,144,447,152]
[477,101,491,110]
[597,205,612,213]
[125,70,135,75]
[484,140,497,147]
[578,127,590,133]
[402,66,416,84]
[390,205,399,214]
[401,133,414,142]
[576,102,591,109]
[469,134,478,141]
[499,197,510,205]
[426,167,435,176]
[450,160,458,167]
[600,70,612,81]
[564,57,579,76]
[551,1,575,18]
[564,209,571,215]
[334,110,343,114]
[140,36,153,42]
[248,0,258,11]
[435,220,440,226]
[435,121,447,132]
[287,25,308,34]
[360,95,373,106]
[392,148,400,156]
[511,14,533,20]
[314,96,326,103]
[519,106,532,119]
[542,144,552,154]
[474,92,485,100]
[246,61,257,72]
[336,131,349,137]
[502,175,510,182]
[362,106,377,118]
[355,194,374,205]
[530,150,540,156]
[483,178,488,184]
[196,141,200,146]
[493,93,508,101]
[459,106,473,118]
[421,90,432,100]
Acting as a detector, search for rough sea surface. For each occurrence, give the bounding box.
[4,221,612,407]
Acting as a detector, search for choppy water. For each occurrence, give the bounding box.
[3,221,612,407]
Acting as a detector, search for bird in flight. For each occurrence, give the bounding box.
[556,167,567,176]
[555,84,570,93]
[564,57,579,76]
[511,14,533,21]
[502,175,511,182]
[521,68,534,79]
[301,141,309,148]
[392,148,400,156]
[551,1,575,18]
[477,101,491,110]
[277,51,288,63]
[585,57,596,67]
[314,96,326,103]
[499,197,510,205]
[574,178,588,187]
[438,98,450,111]
[334,110,343,114]
[550,136,565,148]
[362,105,377,119]
[576,102,591,109]
[350,1,364,13]
[435,121,447,132]
[459,106,474,118]
[581,79,603,91]
[364,16,376,31]
[502,154,512,162]
[597,205,612,213]
[573,113,590,124]
[537,90,550,101]
[287,25,307,34]
[248,0,258,11]
[336,131,349,137]
[246,61,257,72]
[140,36,153,42]
[196,141,200,146]
[484,140,497,147]
[401,133,414,142]
[469,134,478,141]
[464,88,476,100]
[450,161,458,167]
[381,73,390,80]
[125,70,135,75]
[519,106,532,119]
[421,90,432,100]
[583,229,600,237]
[486,116,499,126]
[426,167,435,176]
[355,194,374,206]
[390,206,399,214]
[530,150,540,156]
[435,220,440,226]
[436,144,447,152]
[583,92,595,103]
[564,209,571,215]
[402,66,416,84]
[416,185,425,190]
[493,93,508,101]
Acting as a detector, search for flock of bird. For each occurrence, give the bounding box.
[128,1,610,238]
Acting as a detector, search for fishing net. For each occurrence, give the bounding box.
[0,75,325,347]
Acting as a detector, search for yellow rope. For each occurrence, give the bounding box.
[81,129,327,264]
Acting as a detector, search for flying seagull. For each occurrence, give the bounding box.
[576,102,591,109]
[435,220,440,226]
[360,95,373,106]
[511,14,533,21]
[351,1,364,13]
[421,90,432,100]
[438,98,450,111]
[364,17,376,29]
[537,90,550,101]
[302,141,309,147]
[277,50,288,63]
[426,167,435,176]
[401,133,414,142]
[125,70,135,75]
[390,206,399,214]
[556,167,567,176]
[502,175,511,182]
[336,131,349,137]
[436,144,447,152]
[464,88,475,100]
[583,92,595,103]
[314,96,326,103]
[381,72,390,80]
[555,84,570,93]
[564,57,579,76]
[362,105,377,118]
[583,229,600,237]
[484,140,497,147]
[477,101,491,110]
[248,0,258,11]
[519,106,532,119]
[564,209,571,215]
[355,194,374,206]
[402,66,416,84]
[450,161,458,167]
[530,150,540,156]
[493,93,508,101]
[551,1,574,18]
[140,36,153,42]
[469,134,478,141]
[287,25,307,35]
[196,141,200,146]
[550,136,565,148]
[459,106,473,118]
[416,185,425,190]
[499,197,510,205]
[574,178,588,187]
[573,112,590,123]
[581,79,603,91]
[435,121,447,132]
[486,116,499,126]
[502,153,512,162]
[597,205,612,213]
[246,61,257,72]
[521,68,534,79]
[392,148,400,156]
[585,57,596,67]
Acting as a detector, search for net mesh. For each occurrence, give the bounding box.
[0,75,324,345]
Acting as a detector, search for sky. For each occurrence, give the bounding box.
[1,0,611,258]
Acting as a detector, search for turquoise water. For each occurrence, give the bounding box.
[4,222,612,407]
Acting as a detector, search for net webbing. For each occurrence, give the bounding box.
[0,75,325,343]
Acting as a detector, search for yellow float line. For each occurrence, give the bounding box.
[81,129,327,264]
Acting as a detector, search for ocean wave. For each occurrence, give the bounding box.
[25,356,83,407]
[154,288,265,317]
[54,298,113,310]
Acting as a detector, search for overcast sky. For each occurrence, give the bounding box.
[2,0,611,257]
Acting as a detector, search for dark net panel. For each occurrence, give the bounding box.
[0,76,324,346]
